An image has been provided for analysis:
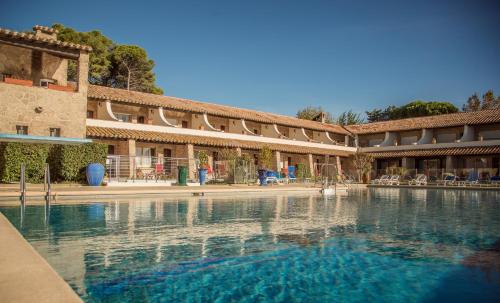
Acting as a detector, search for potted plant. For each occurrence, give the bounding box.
[258,146,273,186]
[197,150,209,185]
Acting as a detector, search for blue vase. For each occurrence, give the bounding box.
[258,169,268,186]
[198,168,208,185]
[86,163,104,186]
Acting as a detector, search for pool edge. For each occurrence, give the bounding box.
[0,213,83,303]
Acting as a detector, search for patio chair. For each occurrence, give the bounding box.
[409,174,427,186]
[437,174,456,186]
[287,166,297,183]
[371,175,389,185]
[490,175,500,187]
[265,171,279,185]
[463,171,479,186]
[385,175,400,185]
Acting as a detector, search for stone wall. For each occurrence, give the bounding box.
[0,82,87,138]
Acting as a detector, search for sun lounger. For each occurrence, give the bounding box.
[437,174,456,186]
[463,171,479,186]
[372,175,389,184]
[385,175,400,185]
[409,174,427,186]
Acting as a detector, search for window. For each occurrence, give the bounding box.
[16,125,28,135]
[182,120,188,128]
[108,145,115,155]
[115,113,131,122]
[135,147,153,167]
[49,128,60,137]
[220,125,225,131]
[137,116,145,124]
[253,129,259,135]
[87,110,94,118]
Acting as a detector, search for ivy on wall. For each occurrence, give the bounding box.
[0,142,107,183]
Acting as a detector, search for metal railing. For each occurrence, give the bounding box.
[369,167,500,184]
[106,155,198,182]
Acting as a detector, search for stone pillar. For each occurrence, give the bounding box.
[77,51,90,94]
[273,151,281,172]
[336,156,342,175]
[354,135,359,147]
[344,135,350,147]
[127,139,136,178]
[308,154,314,177]
[186,144,196,180]
[445,156,456,174]
[236,147,242,156]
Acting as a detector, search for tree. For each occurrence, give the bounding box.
[296,106,334,123]
[53,24,113,84]
[336,110,365,126]
[482,90,496,110]
[462,90,500,111]
[258,146,273,170]
[351,152,374,183]
[366,101,459,122]
[463,93,481,112]
[51,24,163,94]
[107,45,163,94]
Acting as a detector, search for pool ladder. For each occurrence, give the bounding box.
[19,163,52,205]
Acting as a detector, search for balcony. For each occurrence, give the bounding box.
[1,75,77,92]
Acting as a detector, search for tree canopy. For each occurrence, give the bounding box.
[366,101,459,123]
[52,24,163,94]
[463,90,500,111]
[335,110,365,126]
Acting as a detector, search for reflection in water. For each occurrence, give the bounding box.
[1,189,500,302]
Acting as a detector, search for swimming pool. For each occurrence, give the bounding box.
[1,188,499,302]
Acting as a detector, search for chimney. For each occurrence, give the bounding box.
[313,112,327,123]
[33,25,58,41]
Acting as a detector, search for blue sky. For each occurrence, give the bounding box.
[1,0,499,118]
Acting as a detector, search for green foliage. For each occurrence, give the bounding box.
[296,106,334,123]
[0,143,50,183]
[296,163,311,180]
[259,146,273,170]
[51,143,107,182]
[197,150,209,169]
[52,24,163,94]
[0,142,106,184]
[366,101,459,123]
[336,110,365,126]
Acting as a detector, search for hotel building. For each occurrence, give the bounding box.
[1,26,499,181]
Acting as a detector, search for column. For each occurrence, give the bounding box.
[77,51,90,94]
[308,154,314,178]
[186,144,196,179]
[236,147,242,156]
[336,156,342,175]
[445,156,456,174]
[127,139,136,178]
[274,151,281,172]
[344,135,350,147]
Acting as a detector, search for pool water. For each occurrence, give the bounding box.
[1,188,500,302]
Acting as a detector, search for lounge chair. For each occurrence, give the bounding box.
[265,171,279,185]
[371,175,389,184]
[385,175,400,185]
[287,166,297,183]
[463,171,479,186]
[409,174,427,186]
[437,174,456,186]
[490,176,500,187]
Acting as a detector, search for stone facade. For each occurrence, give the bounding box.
[0,82,87,138]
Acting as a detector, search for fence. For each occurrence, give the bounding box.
[371,167,499,183]
[208,159,257,184]
[106,156,197,182]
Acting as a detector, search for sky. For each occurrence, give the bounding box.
[1,0,500,118]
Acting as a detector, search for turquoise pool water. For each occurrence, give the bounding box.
[1,188,499,302]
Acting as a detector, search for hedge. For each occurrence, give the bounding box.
[0,142,107,184]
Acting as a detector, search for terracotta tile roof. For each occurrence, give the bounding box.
[368,146,500,158]
[87,126,351,156]
[87,85,350,135]
[0,27,92,51]
[345,109,500,134]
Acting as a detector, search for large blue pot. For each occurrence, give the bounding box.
[258,169,268,186]
[86,163,104,186]
[198,168,208,185]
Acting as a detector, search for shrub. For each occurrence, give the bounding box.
[0,143,50,183]
[0,142,107,184]
[296,163,311,180]
[259,146,273,170]
[50,143,107,182]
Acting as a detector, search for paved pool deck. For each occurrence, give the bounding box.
[0,213,82,303]
[0,183,331,201]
